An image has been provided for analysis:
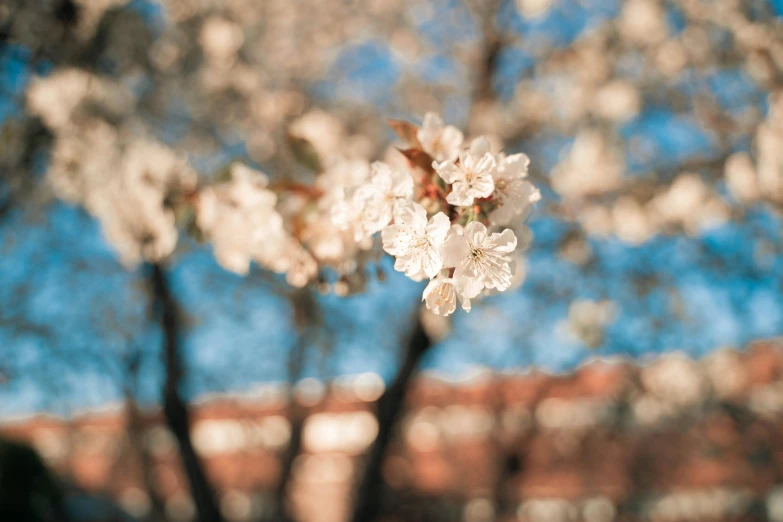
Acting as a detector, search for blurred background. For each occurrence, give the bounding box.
[2,0,783,521]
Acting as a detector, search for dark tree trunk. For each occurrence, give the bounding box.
[350,316,432,522]
[270,406,304,522]
[269,287,318,522]
[125,396,168,522]
[148,263,224,522]
[269,337,307,522]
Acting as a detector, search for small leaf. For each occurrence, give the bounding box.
[397,147,435,174]
[174,201,196,228]
[215,162,233,183]
[388,119,422,148]
[286,132,322,173]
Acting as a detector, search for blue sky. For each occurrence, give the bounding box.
[1,0,782,416]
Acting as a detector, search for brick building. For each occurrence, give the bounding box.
[3,340,783,522]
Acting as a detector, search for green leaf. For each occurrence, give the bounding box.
[287,133,322,173]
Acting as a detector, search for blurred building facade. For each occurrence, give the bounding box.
[4,340,783,522]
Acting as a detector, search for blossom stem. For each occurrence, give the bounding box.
[267,180,324,199]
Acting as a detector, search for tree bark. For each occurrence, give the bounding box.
[270,405,304,522]
[125,396,168,522]
[269,287,319,522]
[148,263,224,522]
[269,330,307,522]
[349,315,432,522]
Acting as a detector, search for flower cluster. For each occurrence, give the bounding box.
[326,113,540,315]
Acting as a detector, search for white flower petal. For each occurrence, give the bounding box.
[491,228,518,253]
[474,152,497,178]
[393,200,428,228]
[439,127,464,160]
[441,233,469,267]
[426,212,451,245]
[421,246,444,279]
[381,224,412,256]
[455,269,484,299]
[446,181,475,206]
[472,174,495,199]
[419,112,443,136]
[422,276,457,316]
[489,202,515,225]
[464,221,488,246]
[469,136,491,157]
[500,153,530,178]
[435,161,463,184]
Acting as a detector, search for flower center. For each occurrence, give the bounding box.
[415,236,431,250]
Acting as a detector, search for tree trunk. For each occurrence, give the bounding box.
[349,315,431,522]
[148,263,224,522]
[125,396,168,522]
[269,287,318,522]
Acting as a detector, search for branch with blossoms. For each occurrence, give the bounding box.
[193,113,540,315]
[30,84,542,310]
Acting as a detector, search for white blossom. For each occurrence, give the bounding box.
[301,191,364,274]
[442,221,517,295]
[26,68,132,132]
[381,201,450,281]
[435,137,496,207]
[82,141,195,266]
[317,158,371,193]
[279,241,319,288]
[197,163,285,275]
[422,271,475,315]
[333,161,413,242]
[417,112,464,163]
[288,109,346,164]
[489,152,541,226]
[422,274,457,316]
[551,130,624,199]
[47,120,119,207]
[199,17,244,63]
[92,182,178,267]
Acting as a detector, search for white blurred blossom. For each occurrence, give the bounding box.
[565,299,617,348]
[489,152,540,226]
[725,152,759,203]
[92,140,197,266]
[199,17,244,63]
[551,131,624,199]
[332,162,413,242]
[417,112,464,163]
[196,163,285,275]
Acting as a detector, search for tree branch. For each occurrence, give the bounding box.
[148,263,224,522]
